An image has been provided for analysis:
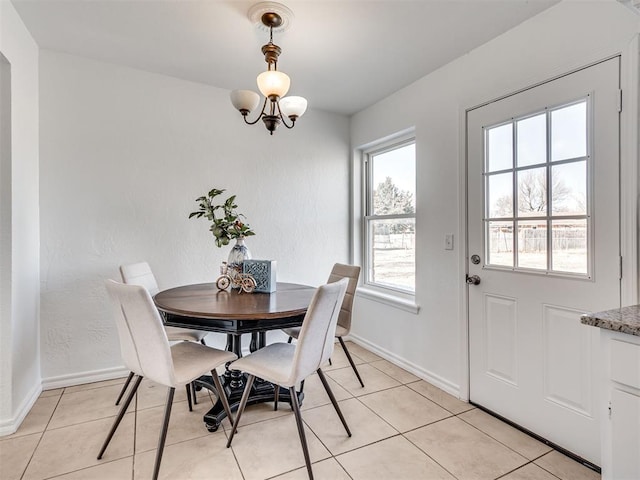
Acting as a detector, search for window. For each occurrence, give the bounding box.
[363,137,416,293]
[484,98,590,276]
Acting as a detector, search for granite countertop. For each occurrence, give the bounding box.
[581,304,640,337]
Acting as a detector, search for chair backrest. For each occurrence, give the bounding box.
[119,262,159,296]
[105,279,175,387]
[288,278,349,385]
[327,263,360,333]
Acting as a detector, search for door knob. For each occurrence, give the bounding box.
[465,274,481,285]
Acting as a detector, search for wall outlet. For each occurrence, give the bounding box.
[445,234,454,250]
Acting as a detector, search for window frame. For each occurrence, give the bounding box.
[362,134,417,295]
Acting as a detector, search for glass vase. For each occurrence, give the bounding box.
[227,237,252,286]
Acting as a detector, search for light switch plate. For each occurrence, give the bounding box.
[445,234,454,250]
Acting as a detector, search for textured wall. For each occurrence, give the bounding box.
[0,1,41,433]
[39,51,350,381]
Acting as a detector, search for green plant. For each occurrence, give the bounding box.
[189,188,255,247]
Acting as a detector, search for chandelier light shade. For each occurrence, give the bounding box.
[230,3,307,135]
[256,70,290,99]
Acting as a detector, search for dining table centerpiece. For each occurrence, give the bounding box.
[189,188,255,282]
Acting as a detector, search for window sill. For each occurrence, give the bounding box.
[356,287,420,314]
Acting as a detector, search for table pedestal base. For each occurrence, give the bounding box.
[196,374,304,432]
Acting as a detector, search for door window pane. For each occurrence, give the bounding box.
[551,219,587,274]
[482,97,590,277]
[487,221,513,267]
[369,218,415,290]
[488,172,513,218]
[551,102,587,162]
[517,167,547,217]
[517,220,547,269]
[551,161,586,215]
[517,113,546,167]
[487,124,513,172]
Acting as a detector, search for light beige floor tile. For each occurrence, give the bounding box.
[48,384,124,429]
[405,416,528,480]
[272,458,351,480]
[459,409,552,460]
[341,341,382,363]
[23,413,135,480]
[302,397,398,455]
[52,457,133,479]
[64,377,128,393]
[0,433,41,480]
[326,364,400,396]
[407,380,474,414]
[39,388,64,398]
[359,385,452,432]
[321,345,366,372]
[5,396,59,439]
[369,359,420,384]
[229,414,331,480]
[135,378,188,410]
[134,435,242,480]
[223,399,291,430]
[135,398,222,453]
[299,372,353,411]
[337,435,455,480]
[534,451,600,480]
[501,462,561,480]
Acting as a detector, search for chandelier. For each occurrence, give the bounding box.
[230,4,307,135]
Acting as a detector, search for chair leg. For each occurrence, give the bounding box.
[316,368,351,437]
[289,386,314,480]
[274,385,280,411]
[211,370,235,428]
[192,381,198,405]
[338,336,364,387]
[185,384,193,412]
[152,387,175,480]
[98,375,143,459]
[115,371,134,406]
[226,374,255,448]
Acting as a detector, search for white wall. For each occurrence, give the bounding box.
[0,1,41,435]
[39,50,350,385]
[350,0,640,396]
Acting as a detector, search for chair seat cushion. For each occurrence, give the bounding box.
[283,325,347,339]
[229,343,296,387]
[170,342,237,387]
[165,326,208,343]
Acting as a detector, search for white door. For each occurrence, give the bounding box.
[467,57,620,465]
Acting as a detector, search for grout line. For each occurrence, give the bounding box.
[19,389,65,480]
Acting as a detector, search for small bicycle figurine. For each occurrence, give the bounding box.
[216,262,257,293]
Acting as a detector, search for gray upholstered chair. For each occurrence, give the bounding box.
[283,263,363,387]
[99,280,237,480]
[116,261,208,410]
[226,279,351,480]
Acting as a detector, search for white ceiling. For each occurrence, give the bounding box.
[11,0,560,115]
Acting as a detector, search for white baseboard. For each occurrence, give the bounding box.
[41,366,130,391]
[346,333,462,399]
[0,381,42,437]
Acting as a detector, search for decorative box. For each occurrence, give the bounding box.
[243,260,277,293]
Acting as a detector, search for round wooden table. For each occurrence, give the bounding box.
[154,282,316,431]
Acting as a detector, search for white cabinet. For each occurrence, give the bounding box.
[601,331,640,480]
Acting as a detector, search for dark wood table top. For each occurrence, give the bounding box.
[154,282,316,321]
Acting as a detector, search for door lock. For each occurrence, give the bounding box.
[465,274,481,285]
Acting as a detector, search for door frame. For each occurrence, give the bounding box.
[458,41,639,402]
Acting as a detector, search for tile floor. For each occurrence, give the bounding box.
[1,341,600,480]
